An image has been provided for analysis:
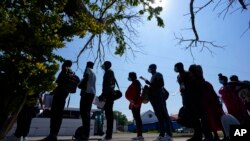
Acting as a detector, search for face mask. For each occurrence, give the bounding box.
[174,67,178,72]
[219,80,225,84]
[148,68,151,73]
[128,77,132,81]
[101,65,105,70]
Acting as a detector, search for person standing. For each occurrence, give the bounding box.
[218,73,250,125]
[40,60,74,141]
[174,62,203,141]
[141,64,172,141]
[76,61,96,141]
[125,72,144,140]
[6,93,43,141]
[99,61,116,141]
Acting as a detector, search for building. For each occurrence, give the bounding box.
[127,110,182,132]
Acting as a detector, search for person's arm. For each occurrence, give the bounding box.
[139,76,151,85]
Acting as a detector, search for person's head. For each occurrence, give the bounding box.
[101,61,112,71]
[230,75,239,82]
[62,60,72,71]
[218,73,228,85]
[174,62,184,73]
[188,64,197,76]
[86,61,94,69]
[148,64,157,74]
[196,65,204,79]
[128,72,137,81]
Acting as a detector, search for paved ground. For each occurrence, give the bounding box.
[26,133,189,141]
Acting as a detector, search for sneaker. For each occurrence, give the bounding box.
[131,136,144,140]
[164,135,173,141]
[153,136,172,141]
[39,135,57,141]
[5,135,20,141]
[21,137,27,141]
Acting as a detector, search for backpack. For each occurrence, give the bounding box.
[141,85,150,104]
[66,72,80,93]
[73,126,84,140]
[162,87,169,100]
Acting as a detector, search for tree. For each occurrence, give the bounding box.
[176,0,249,54]
[0,0,163,139]
[113,110,129,127]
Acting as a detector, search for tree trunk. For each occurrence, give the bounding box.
[0,93,26,139]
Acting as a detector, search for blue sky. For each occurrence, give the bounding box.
[55,1,250,120]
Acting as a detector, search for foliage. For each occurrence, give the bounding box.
[0,0,164,138]
[113,110,128,126]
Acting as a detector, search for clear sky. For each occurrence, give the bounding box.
[55,0,250,120]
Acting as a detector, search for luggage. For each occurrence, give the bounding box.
[221,114,240,137]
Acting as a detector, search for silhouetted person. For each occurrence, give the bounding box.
[218,73,250,125]
[40,60,73,141]
[174,63,203,141]
[77,61,96,140]
[6,94,43,141]
[99,61,116,141]
[142,64,172,141]
[125,72,143,140]
[195,65,225,141]
[228,75,250,111]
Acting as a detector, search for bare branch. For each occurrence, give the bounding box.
[194,0,214,14]
[76,34,96,65]
[240,20,250,37]
[239,0,247,9]
[190,0,199,41]
[174,33,224,57]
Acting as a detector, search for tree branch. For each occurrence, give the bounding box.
[239,0,247,9]
[190,0,199,41]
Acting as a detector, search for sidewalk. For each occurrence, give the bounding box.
[26,133,189,141]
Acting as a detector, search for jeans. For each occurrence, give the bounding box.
[131,107,143,137]
[80,92,95,138]
[149,90,172,137]
[103,100,114,139]
[50,88,69,135]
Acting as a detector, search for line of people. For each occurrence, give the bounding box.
[174,62,250,141]
[6,60,250,141]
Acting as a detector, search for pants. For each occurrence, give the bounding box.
[149,90,172,137]
[103,100,114,139]
[14,106,35,137]
[80,92,95,138]
[181,93,204,139]
[131,107,142,137]
[50,88,69,135]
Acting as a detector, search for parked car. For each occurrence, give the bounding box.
[176,127,193,133]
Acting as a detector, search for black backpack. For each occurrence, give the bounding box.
[66,72,80,93]
[73,126,84,140]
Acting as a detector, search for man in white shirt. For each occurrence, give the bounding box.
[78,61,96,140]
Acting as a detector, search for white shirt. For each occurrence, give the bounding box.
[85,68,96,94]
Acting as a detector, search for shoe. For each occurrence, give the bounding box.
[5,135,20,141]
[39,135,57,141]
[164,135,173,141]
[153,136,171,141]
[21,137,27,141]
[131,136,144,140]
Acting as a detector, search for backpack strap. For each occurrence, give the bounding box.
[115,78,120,90]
